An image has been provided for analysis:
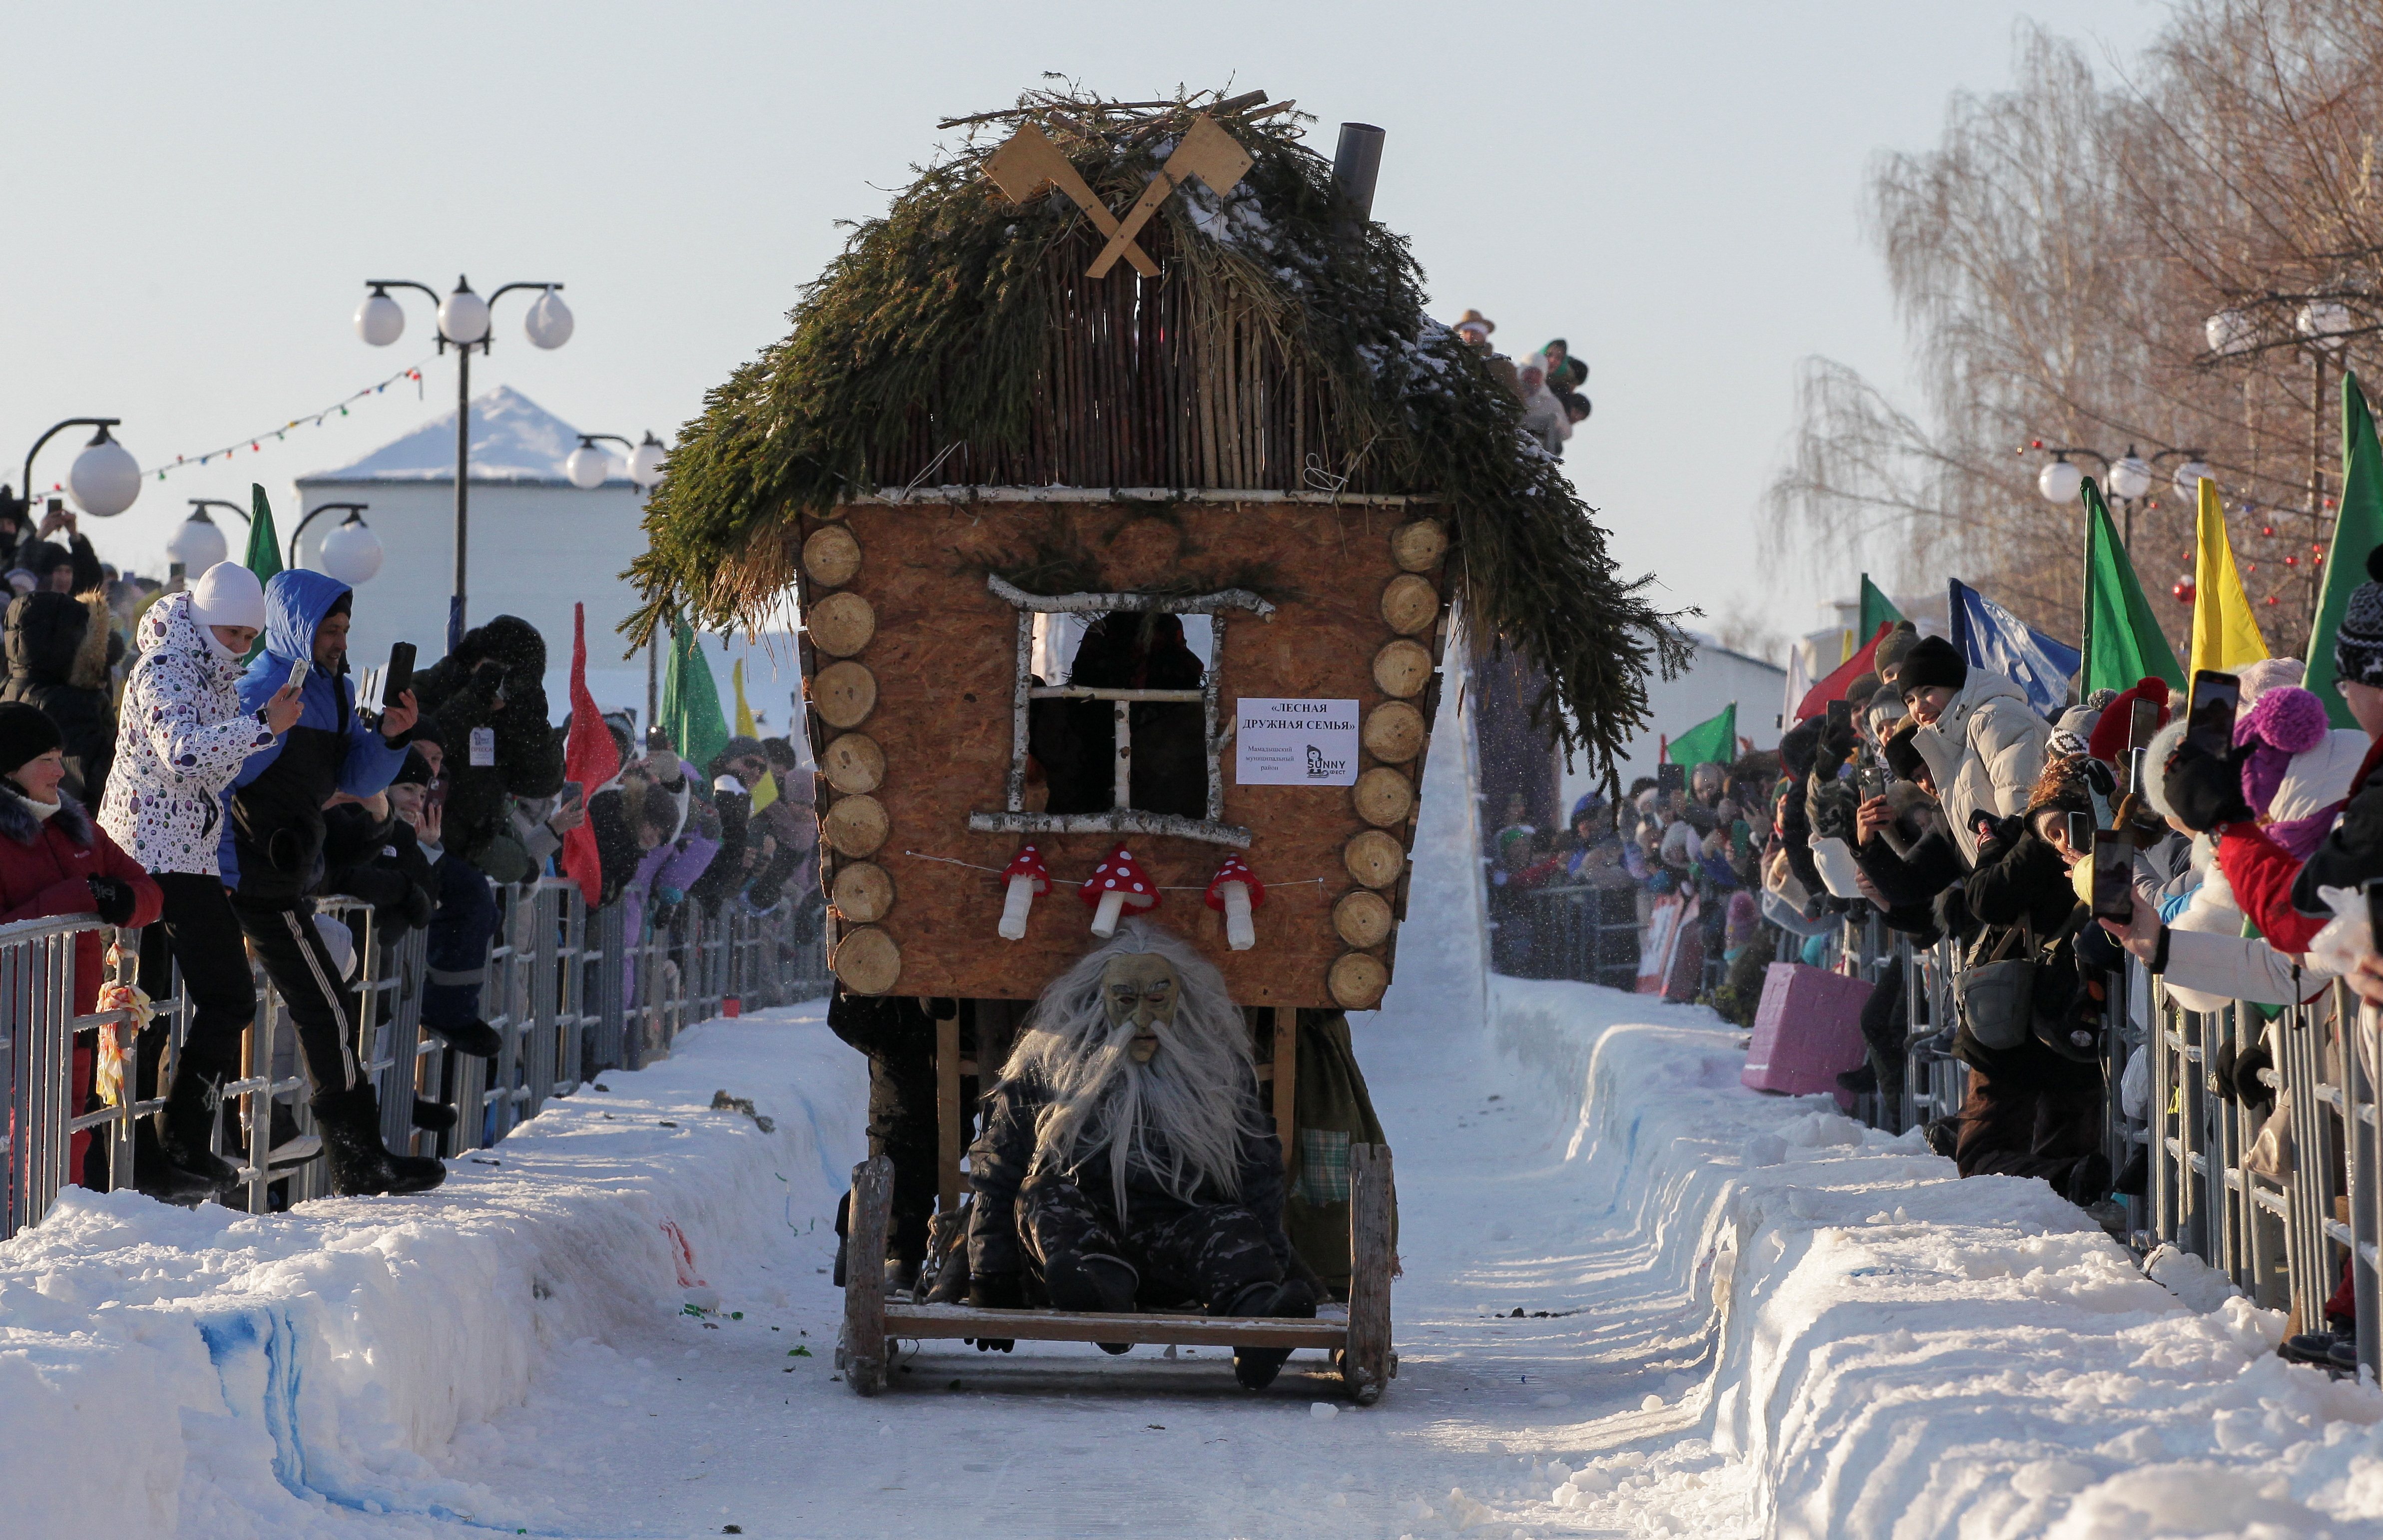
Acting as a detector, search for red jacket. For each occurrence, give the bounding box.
[2219,731,2383,953]
[0,784,163,1011]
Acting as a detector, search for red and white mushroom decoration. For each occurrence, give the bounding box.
[995,844,1051,941]
[1080,845,1160,938]
[1205,853,1267,951]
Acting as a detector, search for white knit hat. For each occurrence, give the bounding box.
[187,561,266,631]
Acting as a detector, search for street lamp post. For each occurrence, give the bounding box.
[355,276,570,649]
[288,501,373,570]
[564,431,671,727]
[168,498,251,576]
[22,418,142,521]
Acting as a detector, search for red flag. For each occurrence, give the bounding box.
[1793,622,1893,723]
[560,603,619,907]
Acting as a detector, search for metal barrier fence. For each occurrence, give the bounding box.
[0,880,828,1240]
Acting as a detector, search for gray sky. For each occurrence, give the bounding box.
[3,0,2167,651]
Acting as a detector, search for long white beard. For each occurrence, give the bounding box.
[1003,920,1269,1218]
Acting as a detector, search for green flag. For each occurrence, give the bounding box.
[1665,703,1736,768]
[1858,574,1904,640]
[244,483,282,583]
[2305,372,2383,727]
[660,620,730,771]
[2080,477,2183,696]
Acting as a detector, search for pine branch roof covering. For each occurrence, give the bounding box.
[632,85,1687,774]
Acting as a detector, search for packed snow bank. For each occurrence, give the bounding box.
[1491,974,2383,1538]
[0,1006,858,1540]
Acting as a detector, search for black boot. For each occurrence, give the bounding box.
[2063,1152,2113,1207]
[312,1084,446,1195]
[155,1067,242,1193]
[411,1098,458,1133]
[1222,1277,1318,1390]
[1046,1252,1140,1355]
[132,1119,222,1206]
[423,1019,502,1058]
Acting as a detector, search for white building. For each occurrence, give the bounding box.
[1558,632,1787,810]
[293,386,803,742]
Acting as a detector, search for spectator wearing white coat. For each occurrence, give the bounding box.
[1897,635,2052,864]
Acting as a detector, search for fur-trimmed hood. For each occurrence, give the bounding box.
[0,778,91,847]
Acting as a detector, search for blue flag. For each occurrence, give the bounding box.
[1949,578,2080,719]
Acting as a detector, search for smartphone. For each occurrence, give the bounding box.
[2127,746,2147,803]
[286,657,310,694]
[2066,810,2092,853]
[1656,762,1685,795]
[1860,763,1888,799]
[559,779,585,810]
[385,642,415,702]
[2127,696,2162,753]
[2091,830,2135,921]
[2186,670,2241,758]
[1826,698,1854,734]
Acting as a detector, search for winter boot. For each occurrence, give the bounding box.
[2062,1152,2113,1208]
[132,1119,222,1207]
[312,1084,446,1196]
[155,1067,242,1193]
[1046,1252,1140,1354]
[1835,1062,1878,1095]
[423,1018,502,1058]
[2114,1149,2149,1197]
[411,1098,459,1133]
[1222,1277,1318,1390]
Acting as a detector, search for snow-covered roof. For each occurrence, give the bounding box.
[299,384,625,485]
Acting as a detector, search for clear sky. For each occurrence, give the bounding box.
[2,0,2168,653]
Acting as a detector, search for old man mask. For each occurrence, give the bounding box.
[1101,952,1180,1063]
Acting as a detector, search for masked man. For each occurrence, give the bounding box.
[964,921,1315,1389]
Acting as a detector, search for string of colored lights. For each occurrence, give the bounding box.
[35,355,441,493]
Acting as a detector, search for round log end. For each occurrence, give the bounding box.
[1329,951,1388,1010]
[1379,573,1439,636]
[821,732,886,795]
[1361,700,1426,763]
[832,925,903,995]
[1371,638,1434,699]
[1333,888,1395,949]
[1343,828,1406,889]
[808,591,878,658]
[1388,518,1447,573]
[831,860,895,924]
[811,661,879,729]
[1352,767,1415,828]
[822,792,891,858]
[803,525,863,588]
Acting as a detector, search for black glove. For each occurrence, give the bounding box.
[86,874,136,926]
[966,1273,1019,1353]
[382,883,433,934]
[2232,1041,2277,1113]
[1970,810,2020,858]
[2161,740,2252,832]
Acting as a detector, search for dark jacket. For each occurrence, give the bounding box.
[965,1058,1289,1283]
[1,592,117,804]
[1951,823,2100,1082]
[224,571,410,903]
[411,615,563,871]
[319,802,435,932]
[0,781,162,1012]
[423,846,499,1032]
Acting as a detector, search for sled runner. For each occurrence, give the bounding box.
[839,1144,1396,1402]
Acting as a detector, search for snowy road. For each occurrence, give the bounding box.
[415,995,1759,1540]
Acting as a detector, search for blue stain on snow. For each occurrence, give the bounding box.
[195,1304,585,1537]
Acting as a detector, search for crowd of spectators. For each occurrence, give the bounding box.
[1489,537,2383,1366]
[1452,311,1590,458]
[0,538,819,1205]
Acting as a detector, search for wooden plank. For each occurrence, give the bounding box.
[1343,1143,1394,1404]
[1273,1006,1297,1169]
[884,1302,1349,1349]
[842,1156,893,1396]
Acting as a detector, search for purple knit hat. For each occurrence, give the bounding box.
[2234,685,2331,814]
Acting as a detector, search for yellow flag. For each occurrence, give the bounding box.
[731,658,778,812]
[2189,477,2270,680]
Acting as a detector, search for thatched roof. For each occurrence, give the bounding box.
[631,85,1688,777]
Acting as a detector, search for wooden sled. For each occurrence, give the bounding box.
[839,1140,1395,1402]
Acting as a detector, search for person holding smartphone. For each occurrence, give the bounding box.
[1896,634,2053,865]
[222,569,439,1196]
[99,561,302,1202]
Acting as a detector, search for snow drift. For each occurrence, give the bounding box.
[0,1014,862,1539]
[1493,973,2383,1538]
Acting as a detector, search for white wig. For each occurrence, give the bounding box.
[1002,919,1268,1217]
